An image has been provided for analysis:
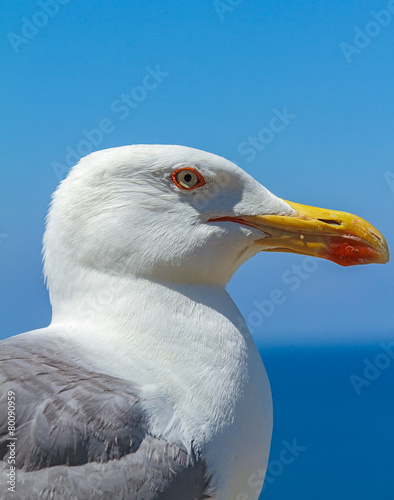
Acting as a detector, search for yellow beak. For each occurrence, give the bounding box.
[211,200,389,267]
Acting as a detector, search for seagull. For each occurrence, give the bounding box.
[0,145,389,500]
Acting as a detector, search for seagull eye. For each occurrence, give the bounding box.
[172,168,205,190]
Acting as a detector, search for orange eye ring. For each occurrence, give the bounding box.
[171,168,206,190]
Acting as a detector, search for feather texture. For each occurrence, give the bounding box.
[0,336,211,499]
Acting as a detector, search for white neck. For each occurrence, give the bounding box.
[52,270,249,436]
[50,270,271,499]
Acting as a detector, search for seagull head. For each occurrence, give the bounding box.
[44,145,389,296]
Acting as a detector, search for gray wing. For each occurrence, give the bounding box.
[0,336,211,500]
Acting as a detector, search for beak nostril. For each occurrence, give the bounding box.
[318,219,341,226]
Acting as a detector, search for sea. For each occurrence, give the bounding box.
[257,344,394,500]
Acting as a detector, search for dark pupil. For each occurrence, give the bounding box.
[184,173,192,183]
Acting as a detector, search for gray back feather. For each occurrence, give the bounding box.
[0,336,211,499]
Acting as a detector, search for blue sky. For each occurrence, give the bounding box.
[1,0,393,345]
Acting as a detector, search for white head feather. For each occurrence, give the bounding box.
[44,144,292,304]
